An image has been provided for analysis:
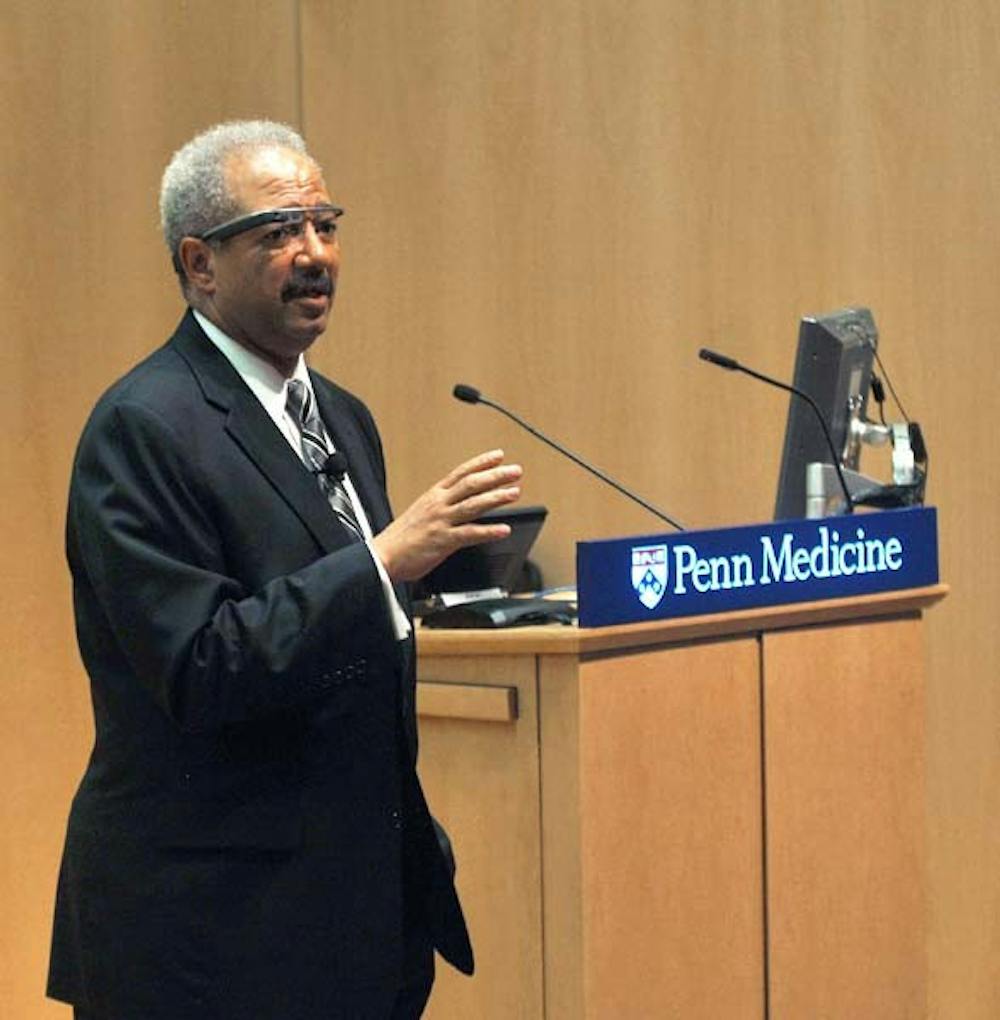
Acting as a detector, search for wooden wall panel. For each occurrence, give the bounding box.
[302,3,999,1018]
[0,2,299,1017]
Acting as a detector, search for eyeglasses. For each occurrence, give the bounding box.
[198,204,345,246]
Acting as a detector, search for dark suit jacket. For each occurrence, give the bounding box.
[48,311,472,1019]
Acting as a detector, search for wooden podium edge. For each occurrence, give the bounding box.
[416,583,949,657]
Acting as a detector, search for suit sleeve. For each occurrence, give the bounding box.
[69,398,390,733]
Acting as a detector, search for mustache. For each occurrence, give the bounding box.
[281,273,334,302]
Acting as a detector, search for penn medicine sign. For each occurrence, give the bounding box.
[579,508,936,627]
[633,525,904,607]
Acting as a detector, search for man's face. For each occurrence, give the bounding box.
[198,146,341,372]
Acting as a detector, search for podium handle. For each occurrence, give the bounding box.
[417,681,519,723]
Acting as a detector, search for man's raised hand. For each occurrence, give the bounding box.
[373,449,522,583]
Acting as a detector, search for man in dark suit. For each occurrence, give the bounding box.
[48,120,521,1019]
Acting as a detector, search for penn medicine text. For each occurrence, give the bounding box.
[672,526,904,595]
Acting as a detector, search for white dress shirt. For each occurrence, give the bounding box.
[192,309,411,640]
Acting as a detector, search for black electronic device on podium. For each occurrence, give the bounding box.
[415,505,574,628]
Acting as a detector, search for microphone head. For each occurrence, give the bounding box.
[699,348,740,371]
[453,383,481,404]
[316,450,349,480]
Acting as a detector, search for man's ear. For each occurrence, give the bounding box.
[177,237,217,295]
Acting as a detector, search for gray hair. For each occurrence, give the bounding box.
[159,120,311,271]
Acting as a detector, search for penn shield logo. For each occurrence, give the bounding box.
[631,544,668,610]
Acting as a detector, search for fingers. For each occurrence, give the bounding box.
[438,448,504,487]
[448,477,521,524]
[373,449,524,583]
[433,449,522,529]
[439,451,523,511]
[446,520,513,547]
[438,449,508,490]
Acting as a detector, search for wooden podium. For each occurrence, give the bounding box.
[415,584,946,1020]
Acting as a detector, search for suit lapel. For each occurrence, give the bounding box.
[169,311,356,555]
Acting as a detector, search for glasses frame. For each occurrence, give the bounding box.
[198,204,345,245]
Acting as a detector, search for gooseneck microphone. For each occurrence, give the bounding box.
[698,348,855,514]
[314,450,349,480]
[452,384,684,531]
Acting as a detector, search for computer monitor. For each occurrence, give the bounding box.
[774,307,878,520]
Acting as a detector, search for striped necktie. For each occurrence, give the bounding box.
[285,379,363,541]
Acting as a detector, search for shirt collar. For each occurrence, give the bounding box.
[192,308,312,424]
